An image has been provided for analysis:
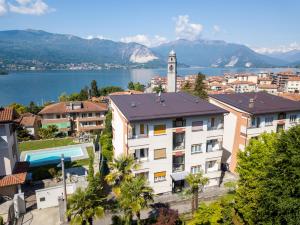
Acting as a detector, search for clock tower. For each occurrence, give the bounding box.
[167,50,177,92]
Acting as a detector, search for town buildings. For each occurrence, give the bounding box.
[110,92,227,194]
[209,92,300,172]
[0,107,28,197]
[284,77,300,93]
[38,101,108,134]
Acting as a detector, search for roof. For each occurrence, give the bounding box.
[19,113,40,127]
[230,81,256,85]
[39,101,108,115]
[110,92,227,122]
[210,92,300,115]
[287,77,300,81]
[278,93,300,102]
[109,90,144,96]
[0,107,18,123]
[257,84,278,89]
[0,162,29,187]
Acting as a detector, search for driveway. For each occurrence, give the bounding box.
[20,207,60,225]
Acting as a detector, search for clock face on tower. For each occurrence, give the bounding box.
[169,65,173,72]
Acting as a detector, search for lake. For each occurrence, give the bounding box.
[0,67,299,106]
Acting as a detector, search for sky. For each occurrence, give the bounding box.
[0,0,300,53]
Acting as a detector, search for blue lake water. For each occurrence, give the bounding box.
[25,146,84,166]
[0,67,299,106]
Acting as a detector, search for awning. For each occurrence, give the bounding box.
[170,171,189,181]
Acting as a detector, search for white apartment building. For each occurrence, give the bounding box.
[209,92,300,172]
[230,81,256,93]
[0,107,28,197]
[284,77,300,93]
[110,92,227,194]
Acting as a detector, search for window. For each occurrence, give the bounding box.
[56,114,61,119]
[154,124,166,135]
[40,197,46,202]
[207,160,216,168]
[206,139,218,152]
[154,171,166,182]
[191,165,202,174]
[140,124,145,135]
[290,114,297,123]
[62,114,66,118]
[88,113,93,117]
[192,121,203,131]
[265,116,273,126]
[154,148,166,159]
[210,117,215,127]
[134,148,149,160]
[191,144,202,154]
[82,113,87,118]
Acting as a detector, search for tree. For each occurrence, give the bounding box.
[91,80,99,97]
[153,84,165,93]
[153,208,181,225]
[105,154,139,195]
[8,103,27,114]
[67,188,104,225]
[118,176,153,225]
[128,82,145,92]
[127,81,135,90]
[26,101,42,114]
[193,73,208,100]
[38,124,58,139]
[185,172,209,214]
[99,86,124,96]
[87,149,95,183]
[78,86,89,100]
[236,127,300,224]
[16,125,33,141]
[59,92,69,102]
[181,81,193,94]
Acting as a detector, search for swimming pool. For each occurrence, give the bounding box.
[24,146,84,166]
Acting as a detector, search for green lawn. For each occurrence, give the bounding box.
[19,137,77,152]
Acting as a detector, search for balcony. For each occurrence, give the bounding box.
[173,132,185,151]
[129,134,149,139]
[172,164,185,173]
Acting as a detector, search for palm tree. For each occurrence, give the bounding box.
[118,176,154,225]
[185,172,209,214]
[67,188,104,225]
[105,154,139,195]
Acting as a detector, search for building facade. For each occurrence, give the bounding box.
[0,107,28,197]
[209,92,300,172]
[39,101,108,134]
[110,92,227,194]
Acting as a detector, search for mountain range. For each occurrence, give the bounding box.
[0,29,299,69]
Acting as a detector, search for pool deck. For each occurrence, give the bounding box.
[20,143,94,164]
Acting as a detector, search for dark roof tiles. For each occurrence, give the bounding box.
[110,92,227,122]
[210,92,300,115]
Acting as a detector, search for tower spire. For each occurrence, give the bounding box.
[167,49,177,92]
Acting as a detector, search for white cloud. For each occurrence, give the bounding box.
[213,25,221,33]
[120,34,168,47]
[8,0,54,15]
[0,0,7,15]
[174,15,203,41]
[253,42,300,54]
[86,35,107,40]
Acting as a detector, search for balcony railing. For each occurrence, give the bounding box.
[173,143,185,151]
[172,164,185,173]
[129,134,149,139]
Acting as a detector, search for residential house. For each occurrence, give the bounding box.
[0,107,29,197]
[110,92,227,194]
[284,77,300,93]
[18,112,41,137]
[209,92,300,172]
[272,71,299,90]
[257,84,278,94]
[39,101,108,134]
[230,81,256,93]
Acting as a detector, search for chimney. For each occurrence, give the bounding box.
[249,98,255,108]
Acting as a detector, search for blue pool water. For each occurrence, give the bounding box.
[25,146,84,166]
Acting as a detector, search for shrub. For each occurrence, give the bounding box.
[0,215,4,225]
